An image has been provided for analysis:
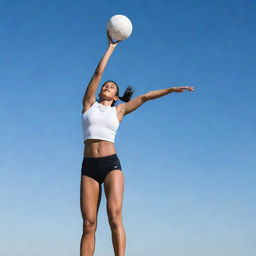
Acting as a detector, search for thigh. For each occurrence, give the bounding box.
[80,175,102,225]
[104,169,124,215]
[81,158,101,184]
[98,154,123,184]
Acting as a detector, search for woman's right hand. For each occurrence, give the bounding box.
[107,29,123,48]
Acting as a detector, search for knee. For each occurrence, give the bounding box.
[83,218,97,234]
[108,211,123,229]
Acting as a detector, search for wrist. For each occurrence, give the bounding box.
[168,87,174,93]
[108,44,116,50]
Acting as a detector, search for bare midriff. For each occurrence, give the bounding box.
[83,138,117,158]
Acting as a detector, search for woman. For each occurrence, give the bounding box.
[80,30,194,256]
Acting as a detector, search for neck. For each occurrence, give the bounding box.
[99,99,112,106]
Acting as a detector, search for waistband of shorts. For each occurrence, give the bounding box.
[84,153,118,162]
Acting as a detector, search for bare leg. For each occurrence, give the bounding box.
[104,170,126,256]
[80,175,102,256]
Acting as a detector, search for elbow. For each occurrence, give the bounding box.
[142,92,150,102]
[95,68,103,75]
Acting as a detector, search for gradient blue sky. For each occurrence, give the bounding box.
[1,0,256,255]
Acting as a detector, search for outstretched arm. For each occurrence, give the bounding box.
[82,30,122,109]
[119,86,194,116]
[145,86,194,100]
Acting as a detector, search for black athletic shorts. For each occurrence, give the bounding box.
[81,153,122,184]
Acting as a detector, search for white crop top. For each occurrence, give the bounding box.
[81,101,120,143]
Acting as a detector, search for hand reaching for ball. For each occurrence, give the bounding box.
[107,29,123,47]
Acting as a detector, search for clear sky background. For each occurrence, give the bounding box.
[1,0,255,255]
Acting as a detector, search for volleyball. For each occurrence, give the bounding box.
[107,14,133,41]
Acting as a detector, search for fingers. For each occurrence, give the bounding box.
[106,29,110,39]
[114,40,122,45]
[106,29,113,43]
[181,86,194,91]
[171,86,194,93]
[106,29,123,47]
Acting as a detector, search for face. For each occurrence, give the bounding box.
[100,82,118,101]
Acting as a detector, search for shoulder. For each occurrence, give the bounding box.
[114,103,126,123]
[115,103,126,114]
[115,102,125,111]
[82,98,97,114]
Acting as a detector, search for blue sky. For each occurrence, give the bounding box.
[1,0,255,255]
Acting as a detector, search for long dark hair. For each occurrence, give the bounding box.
[99,80,135,107]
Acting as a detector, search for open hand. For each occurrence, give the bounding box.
[106,29,123,47]
[171,86,194,93]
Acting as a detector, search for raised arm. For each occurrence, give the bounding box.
[119,86,194,116]
[82,30,122,112]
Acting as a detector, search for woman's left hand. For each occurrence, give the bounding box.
[171,86,194,93]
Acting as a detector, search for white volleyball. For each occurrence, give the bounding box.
[107,14,133,41]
